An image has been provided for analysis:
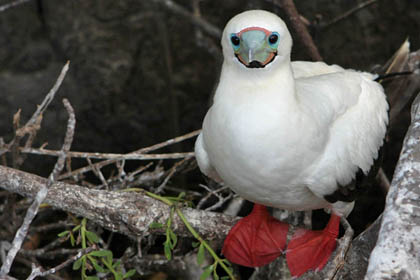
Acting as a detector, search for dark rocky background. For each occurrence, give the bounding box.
[0,0,419,175]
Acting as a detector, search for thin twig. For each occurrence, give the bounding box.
[20,248,84,260]
[27,62,70,129]
[0,99,75,277]
[26,246,95,280]
[58,129,200,180]
[197,184,229,210]
[87,157,109,189]
[0,61,70,160]
[21,147,195,161]
[30,221,74,233]
[0,0,33,12]
[205,192,233,212]
[154,156,194,193]
[321,0,379,29]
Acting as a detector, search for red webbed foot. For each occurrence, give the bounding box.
[286,214,340,277]
[222,204,289,267]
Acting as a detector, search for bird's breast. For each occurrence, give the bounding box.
[202,96,328,209]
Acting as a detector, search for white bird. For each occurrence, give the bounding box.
[195,10,388,277]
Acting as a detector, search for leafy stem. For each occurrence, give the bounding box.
[123,188,236,279]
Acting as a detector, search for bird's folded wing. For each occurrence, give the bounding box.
[296,71,388,195]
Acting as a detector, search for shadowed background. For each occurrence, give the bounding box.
[0,0,418,174]
[0,0,419,279]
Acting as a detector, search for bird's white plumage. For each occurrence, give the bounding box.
[195,10,388,216]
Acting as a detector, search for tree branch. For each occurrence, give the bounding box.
[0,166,239,242]
[366,92,420,279]
[0,71,72,277]
[275,0,322,61]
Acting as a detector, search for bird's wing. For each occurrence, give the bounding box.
[291,61,345,79]
[296,70,388,198]
[194,132,223,183]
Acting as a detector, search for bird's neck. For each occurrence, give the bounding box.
[214,59,297,107]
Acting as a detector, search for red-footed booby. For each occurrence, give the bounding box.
[195,10,388,277]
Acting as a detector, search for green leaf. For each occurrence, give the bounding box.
[169,230,177,249]
[149,222,164,229]
[57,230,69,237]
[220,276,231,280]
[85,230,100,244]
[85,276,100,280]
[197,243,205,266]
[72,224,81,232]
[164,242,172,260]
[73,257,83,270]
[192,241,200,248]
[200,265,213,280]
[89,257,106,273]
[213,268,220,280]
[177,192,186,199]
[112,260,122,269]
[123,269,136,278]
[221,259,232,266]
[89,250,112,258]
[70,232,76,247]
[115,272,123,280]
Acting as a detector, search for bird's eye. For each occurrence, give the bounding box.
[268,32,279,47]
[230,34,240,48]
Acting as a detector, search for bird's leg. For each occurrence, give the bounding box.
[222,203,289,267]
[286,213,341,277]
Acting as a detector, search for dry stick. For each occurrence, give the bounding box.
[321,0,379,28]
[0,0,32,12]
[197,184,229,210]
[26,247,95,280]
[275,0,323,61]
[21,248,84,260]
[30,221,74,233]
[21,147,195,161]
[87,157,109,189]
[0,99,75,277]
[154,156,193,193]
[25,62,71,131]
[0,61,70,158]
[58,129,200,180]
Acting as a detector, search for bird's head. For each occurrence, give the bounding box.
[221,10,292,70]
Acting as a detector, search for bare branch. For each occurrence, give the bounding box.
[320,0,379,29]
[0,0,33,13]
[154,156,193,193]
[58,129,200,180]
[274,0,322,61]
[0,61,70,161]
[20,147,195,161]
[26,246,95,280]
[0,99,75,277]
[25,62,70,130]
